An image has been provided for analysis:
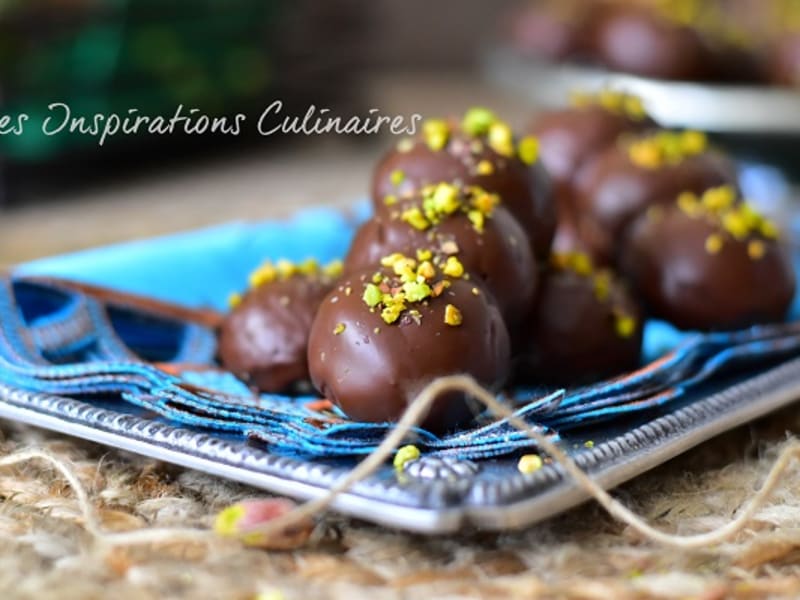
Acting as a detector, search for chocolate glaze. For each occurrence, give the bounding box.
[574,138,735,265]
[621,202,796,331]
[218,276,333,393]
[516,260,643,384]
[307,268,511,432]
[767,32,800,86]
[344,203,536,327]
[531,104,651,188]
[372,131,555,261]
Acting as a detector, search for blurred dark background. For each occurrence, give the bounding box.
[0,0,523,198]
[1,0,796,265]
[0,0,527,264]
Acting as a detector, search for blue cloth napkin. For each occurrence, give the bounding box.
[5,204,800,459]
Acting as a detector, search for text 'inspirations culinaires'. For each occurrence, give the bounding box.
[0,101,424,146]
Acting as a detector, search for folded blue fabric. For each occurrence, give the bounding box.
[18,206,360,312]
[6,204,800,459]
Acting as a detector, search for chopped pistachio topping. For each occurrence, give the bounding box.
[761,220,779,239]
[677,191,702,217]
[443,256,465,278]
[365,251,465,326]
[517,454,543,474]
[722,211,749,240]
[401,206,431,231]
[381,300,405,324]
[392,256,418,280]
[380,252,405,268]
[615,315,637,339]
[397,138,414,153]
[488,121,514,157]
[623,95,647,121]
[584,440,595,449]
[441,240,460,255]
[275,259,295,279]
[597,89,623,114]
[470,187,499,215]
[570,89,648,121]
[517,136,540,165]
[423,119,450,151]
[551,252,638,339]
[748,240,766,260]
[431,280,450,297]
[431,182,461,215]
[551,252,593,276]
[416,248,432,261]
[705,233,724,254]
[323,260,343,278]
[679,186,780,260]
[444,303,463,326]
[467,209,485,232]
[417,260,436,280]
[383,194,398,206]
[248,262,278,288]
[476,159,495,175]
[228,292,243,309]
[422,107,535,165]
[247,257,340,289]
[396,183,500,235]
[702,185,736,212]
[393,445,421,470]
[627,130,708,169]
[402,280,432,302]
[363,283,382,307]
[681,130,707,155]
[593,271,612,302]
[462,107,497,136]
[333,323,346,335]
[390,169,405,186]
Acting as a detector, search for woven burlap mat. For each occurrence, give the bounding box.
[1,402,799,600]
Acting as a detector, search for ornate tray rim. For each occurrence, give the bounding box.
[2,352,799,533]
[482,45,800,134]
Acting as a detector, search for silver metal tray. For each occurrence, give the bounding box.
[1,356,799,533]
[483,45,800,134]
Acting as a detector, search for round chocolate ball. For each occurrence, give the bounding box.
[530,91,653,188]
[767,31,800,86]
[372,108,555,260]
[344,183,537,327]
[506,0,594,61]
[590,4,720,81]
[307,256,511,432]
[529,91,654,255]
[574,129,736,264]
[218,260,340,393]
[516,252,643,385]
[620,188,796,331]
